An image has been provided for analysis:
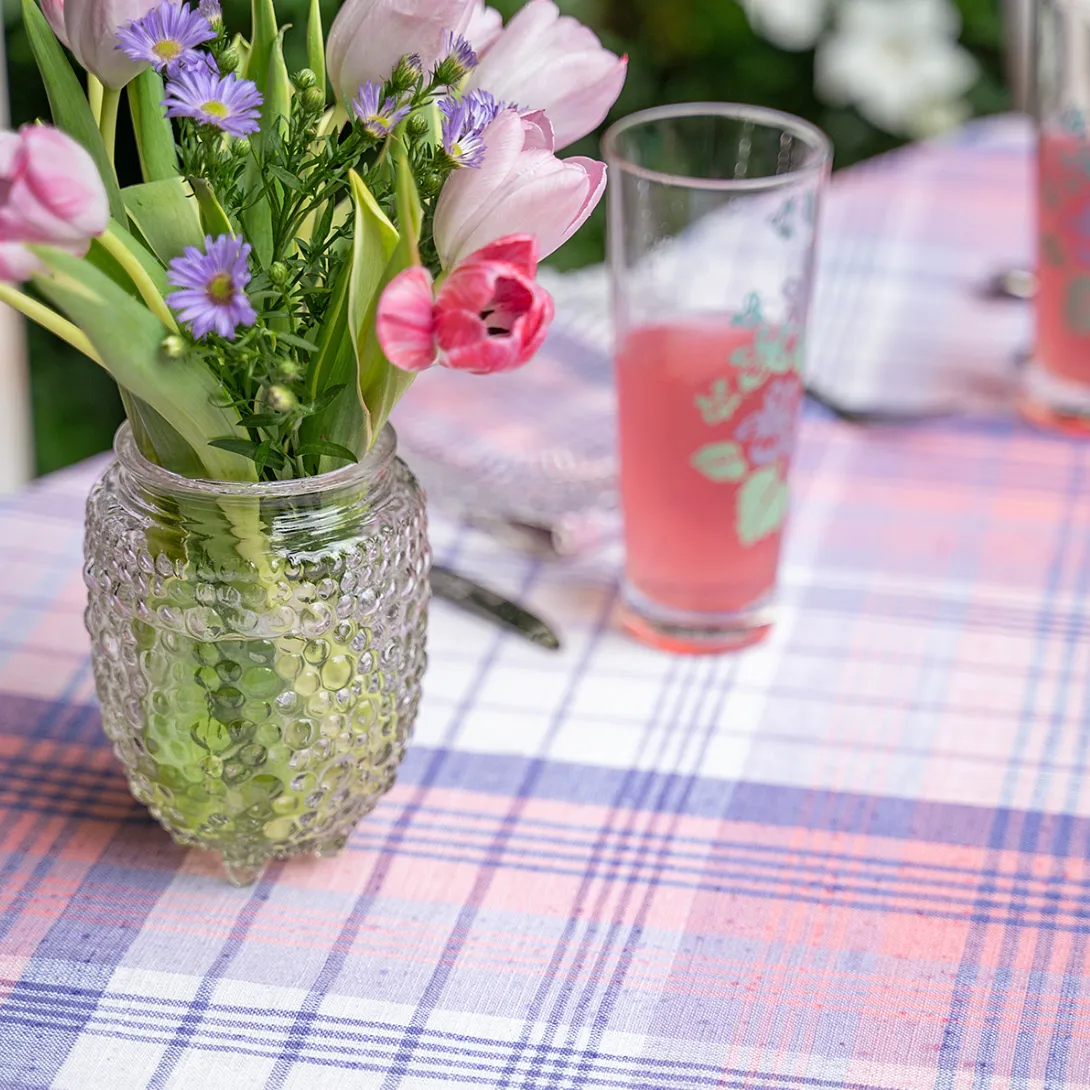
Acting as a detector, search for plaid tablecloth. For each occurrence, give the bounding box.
[4,120,1090,1089]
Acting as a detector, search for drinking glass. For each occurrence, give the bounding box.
[604,103,831,653]
[1022,0,1090,430]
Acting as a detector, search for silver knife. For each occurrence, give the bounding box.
[429,565,562,651]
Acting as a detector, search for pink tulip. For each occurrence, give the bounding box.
[41,0,70,47]
[467,0,626,150]
[434,108,606,269]
[377,235,554,375]
[327,0,477,106]
[0,125,109,280]
[64,0,164,88]
[466,1,502,55]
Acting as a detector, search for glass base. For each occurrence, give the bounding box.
[1019,358,1090,436]
[620,582,774,654]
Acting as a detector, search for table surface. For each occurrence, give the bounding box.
[4,125,1090,1090]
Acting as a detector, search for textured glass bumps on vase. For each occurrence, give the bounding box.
[84,424,429,885]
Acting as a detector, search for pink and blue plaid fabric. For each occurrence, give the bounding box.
[3,119,1090,1088]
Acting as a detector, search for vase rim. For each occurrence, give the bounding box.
[113,421,397,499]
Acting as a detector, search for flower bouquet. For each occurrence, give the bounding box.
[5,0,624,882]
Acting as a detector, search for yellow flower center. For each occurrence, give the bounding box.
[152,39,182,60]
[201,99,230,120]
[207,272,235,304]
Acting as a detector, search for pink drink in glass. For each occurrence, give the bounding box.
[615,318,802,649]
[1036,130,1090,387]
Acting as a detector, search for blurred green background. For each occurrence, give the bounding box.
[3,0,1008,474]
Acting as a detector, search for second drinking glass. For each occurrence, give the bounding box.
[604,103,831,653]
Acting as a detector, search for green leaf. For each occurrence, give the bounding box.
[22,0,125,223]
[237,413,283,428]
[267,164,302,191]
[299,258,364,469]
[275,331,319,353]
[209,437,261,459]
[306,0,326,103]
[247,0,278,97]
[736,465,789,546]
[347,170,399,360]
[128,68,179,182]
[123,178,204,264]
[298,440,358,465]
[120,390,207,478]
[32,247,255,482]
[354,149,422,440]
[187,176,234,238]
[690,441,748,483]
[311,383,346,413]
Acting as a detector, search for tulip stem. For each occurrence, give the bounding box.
[0,283,103,365]
[99,226,179,332]
[88,76,104,127]
[99,87,122,163]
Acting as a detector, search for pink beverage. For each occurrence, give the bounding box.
[1037,130,1090,384]
[615,318,802,629]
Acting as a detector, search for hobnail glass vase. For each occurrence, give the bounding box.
[84,423,430,885]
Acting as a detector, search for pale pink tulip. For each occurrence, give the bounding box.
[64,0,164,88]
[466,1,502,55]
[327,0,477,105]
[467,0,626,150]
[0,125,109,280]
[41,0,70,47]
[377,235,553,374]
[434,108,606,268]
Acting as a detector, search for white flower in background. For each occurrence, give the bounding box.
[742,0,828,51]
[814,0,979,137]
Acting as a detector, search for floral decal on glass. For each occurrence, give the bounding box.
[736,378,800,466]
[689,293,803,546]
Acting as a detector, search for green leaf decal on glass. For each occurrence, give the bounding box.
[736,465,789,545]
[1066,277,1090,334]
[694,378,741,425]
[691,441,748,483]
[1042,233,1065,267]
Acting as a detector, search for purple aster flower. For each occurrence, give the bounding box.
[441,30,478,74]
[163,68,262,137]
[198,0,222,26]
[351,81,411,138]
[116,0,215,74]
[440,91,508,168]
[166,235,257,340]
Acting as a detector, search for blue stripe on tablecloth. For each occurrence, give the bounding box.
[0,827,183,1086]
[934,438,1089,1087]
[5,695,1090,861]
[264,558,554,1090]
[0,979,904,1090]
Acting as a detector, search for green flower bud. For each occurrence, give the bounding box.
[301,86,326,114]
[161,334,186,359]
[218,48,240,73]
[234,137,252,159]
[277,359,303,382]
[265,385,297,413]
[268,261,290,287]
[390,53,424,93]
[293,67,317,90]
[407,113,430,138]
